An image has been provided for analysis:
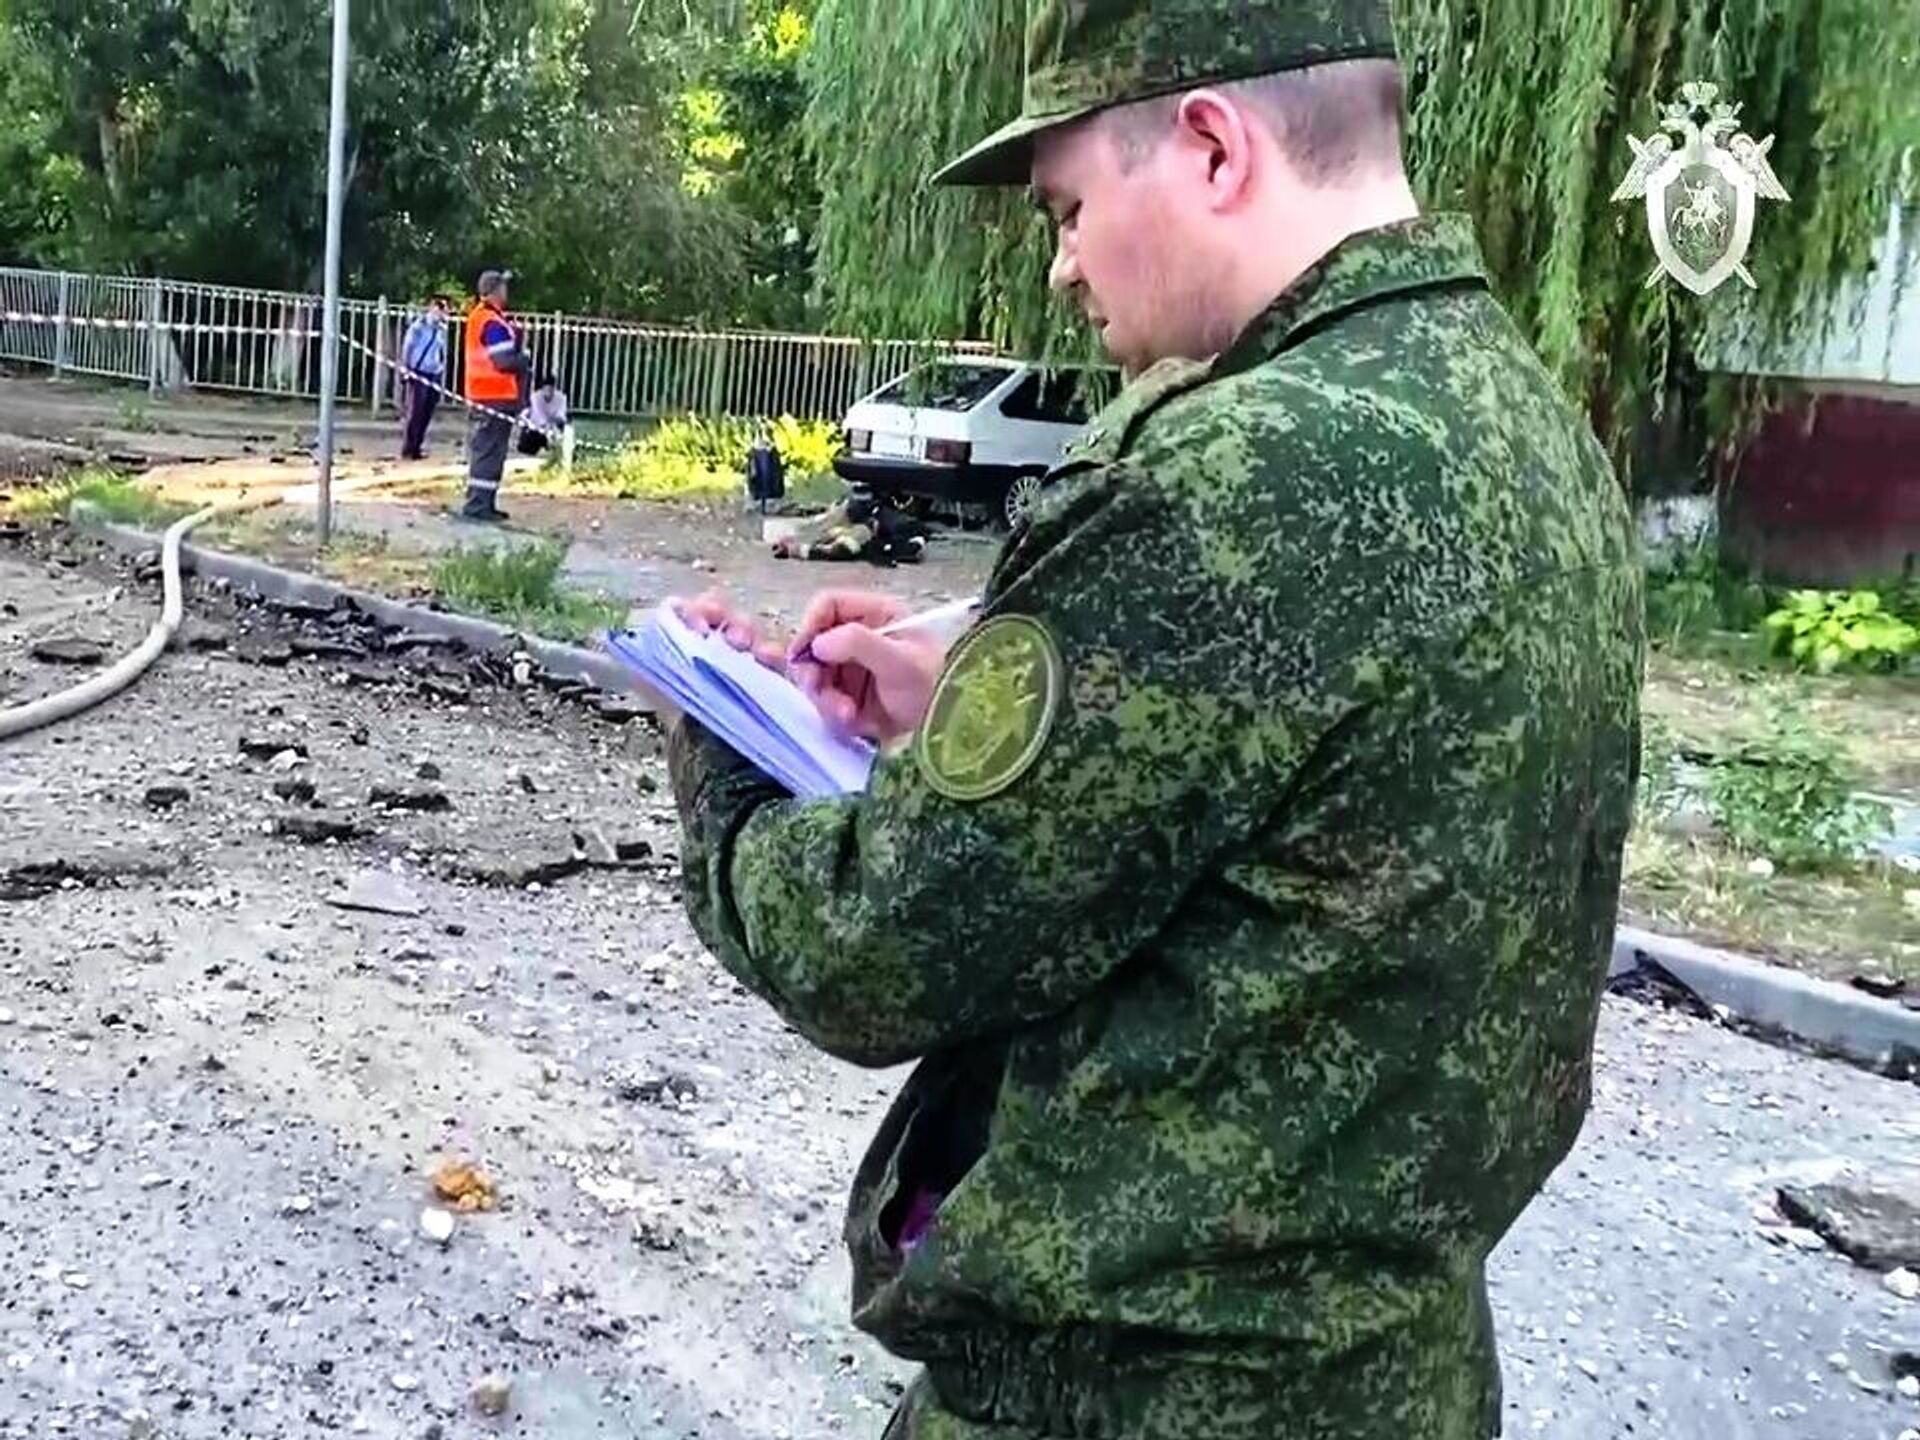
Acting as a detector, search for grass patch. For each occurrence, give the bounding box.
[1623,828,1919,984]
[1645,652,1920,795]
[113,395,165,434]
[2,469,193,528]
[1632,655,1919,981]
[319,534,438,597]
[203,513,438,598]
[431,539,626,643]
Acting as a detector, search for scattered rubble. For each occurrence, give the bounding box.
[29,636,105,665]
[470,1372,512,1417]
[325,871,427,918]
[431,1158,497,1214]
[368,785,451,813]
[272,814,368,845]
[0,850,175,901]
[611,1067,701,1106]
[240,735,309,760]
[1776,1177,1920,1271]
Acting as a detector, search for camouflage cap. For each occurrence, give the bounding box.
[933,0,1397,188]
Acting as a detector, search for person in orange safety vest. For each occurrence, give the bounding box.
[461,268,529,522]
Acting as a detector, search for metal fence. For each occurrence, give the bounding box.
[0,265,990,422]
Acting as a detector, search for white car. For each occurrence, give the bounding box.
[834,358,1114,527]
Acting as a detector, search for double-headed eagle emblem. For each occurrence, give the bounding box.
[1612,80,1790,295]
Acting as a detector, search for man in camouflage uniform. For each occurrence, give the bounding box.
[666,1,1645,1435]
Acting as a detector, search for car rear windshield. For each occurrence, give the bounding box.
[871,363,1011,413]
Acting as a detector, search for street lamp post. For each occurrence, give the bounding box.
[315,0,351,548]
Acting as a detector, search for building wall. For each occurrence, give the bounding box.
[1711,196,1919,583]
[1721,387,1920,585]
[1706,202,1920,387]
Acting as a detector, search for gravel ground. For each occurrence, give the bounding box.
[3,539,1918,1440]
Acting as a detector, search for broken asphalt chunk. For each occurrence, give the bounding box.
[1776,1176,1920,1271]
[325,872,427,918]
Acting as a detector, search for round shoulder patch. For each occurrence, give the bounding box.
[914,615,1064,802]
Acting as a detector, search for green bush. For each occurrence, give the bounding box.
[769,414,841,476]
[1886,576,1920,627]
[431,539,625,642]
[1762,589,1919,674]
[1704,706,1891,869]
[577,413,843,503]
[1643,541,1771,649]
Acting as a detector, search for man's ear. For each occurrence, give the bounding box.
[1174,90,1257,211]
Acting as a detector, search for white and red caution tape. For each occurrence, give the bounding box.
[0,307,614,458]
[0,309,321,340]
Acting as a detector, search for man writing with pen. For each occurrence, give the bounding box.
[659,1,1641,1435]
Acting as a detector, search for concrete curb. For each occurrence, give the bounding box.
[56,508,1920,1078]
[72,507,651,705]
[1610,925,1920,1075]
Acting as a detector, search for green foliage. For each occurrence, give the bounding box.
[1762,589,1920,674]
[803,1,1920,460]
[674,1,822,329]
[113,394,159,433]
[1704,706,1891,870]
[806,0,1067,349]
[769,413,839,474]
[1888,577,1920,628]
[677,87,748,196]
[4,469,187,527]
[1634,714,1686,825]
[1643,541,1771,650]
[576,413,841,502]
[0,1,812,327]
[431,539,625,642]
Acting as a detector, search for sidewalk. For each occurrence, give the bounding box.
[154,454,1003,635]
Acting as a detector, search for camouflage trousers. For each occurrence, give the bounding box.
[881,1374,1062,1440]
[877,1356,1505,1439]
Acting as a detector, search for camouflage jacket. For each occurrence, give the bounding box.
[669,214,1644,1440]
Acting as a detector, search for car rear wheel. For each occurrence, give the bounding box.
[1003,473,1047,528]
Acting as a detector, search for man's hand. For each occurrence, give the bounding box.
[788,590,947,745]
[673,591,787,671]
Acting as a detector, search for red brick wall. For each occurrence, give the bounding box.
[1721,387,1920,585]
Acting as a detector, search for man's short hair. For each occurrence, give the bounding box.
[1106,58,1405,185]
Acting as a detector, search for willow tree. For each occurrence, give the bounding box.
[805,0,1920,476]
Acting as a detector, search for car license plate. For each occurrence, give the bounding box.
[872,433,914,458]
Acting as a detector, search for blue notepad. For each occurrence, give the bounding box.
[605,604,876,798]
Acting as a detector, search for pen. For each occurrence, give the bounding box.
[791,597,981,665]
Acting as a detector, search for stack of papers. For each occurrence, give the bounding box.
[605,603,875,798]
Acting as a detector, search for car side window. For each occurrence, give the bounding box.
[999,374,1045,421]
[1041,371,1091,425]
[1000,370,1090,424]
